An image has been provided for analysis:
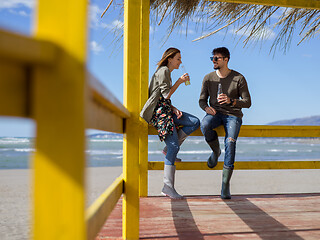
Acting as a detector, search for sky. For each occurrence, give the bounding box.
[1,0,320,137]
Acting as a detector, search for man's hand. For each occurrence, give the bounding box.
[205,106,216,115]
[173,107,183,119]
[217,93,231,105]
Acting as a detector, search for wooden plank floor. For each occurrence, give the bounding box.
[96,193,320,240]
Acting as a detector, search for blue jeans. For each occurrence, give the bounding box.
[200,112,242,168]
[164,111,200,165]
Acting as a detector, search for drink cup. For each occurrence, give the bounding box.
[180,65,190,86]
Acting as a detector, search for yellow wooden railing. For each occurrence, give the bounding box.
[147,126,320,171]
[0,0,319,239]
[0,0,148,239]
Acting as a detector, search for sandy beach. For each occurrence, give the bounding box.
[1,166,320,240]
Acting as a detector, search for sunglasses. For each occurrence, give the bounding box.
[210,56,224,61]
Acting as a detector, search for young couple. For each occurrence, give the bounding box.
[140,47,251,200]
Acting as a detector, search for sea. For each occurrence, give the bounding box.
[0,134,320,169]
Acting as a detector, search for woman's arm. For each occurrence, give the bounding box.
[165,73,189,99]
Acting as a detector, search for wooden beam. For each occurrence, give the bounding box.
[88,74,130,119]
[0,29,58,65]
[149,161,320,170]
[123,0,141,238]
[139,0,150,197]
[32,0,88,239]
[86,175,124,240]
[149,125,320,138]
[213,0,320,10]
[0,61,30,117]
[86,99,125,133]
[86,74,129,133]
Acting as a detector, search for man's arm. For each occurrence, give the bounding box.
[199,77,209,111]
[234,76,251,108]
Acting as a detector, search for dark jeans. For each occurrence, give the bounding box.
[164,111,200,165]
[200,112,242,168]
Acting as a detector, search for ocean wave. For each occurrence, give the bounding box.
[184,140,203,144]
[0,148,11,152]
[89,139,123,142]
[175,150,212,154]
[268,149,283,152]
[267,149,313,153]
[0,138,30,144]
[86,149,123,155]
[14,148,35,153]
[147,150,163,154]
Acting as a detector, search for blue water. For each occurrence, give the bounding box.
[0,134,320,169]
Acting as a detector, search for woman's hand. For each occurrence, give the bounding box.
[178,73,190,85]
[172,107,183,119]
[165,73,190,99]
[205,106,216,116]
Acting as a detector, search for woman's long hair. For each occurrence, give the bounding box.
[157,47,180,69]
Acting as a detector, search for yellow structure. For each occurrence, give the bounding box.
[0,0,319,239]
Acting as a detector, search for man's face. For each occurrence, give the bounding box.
[212,53,227,70]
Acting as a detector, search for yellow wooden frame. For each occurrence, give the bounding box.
[0,0,319,239]
[86,175,124,240]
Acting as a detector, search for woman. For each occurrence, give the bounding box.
[140,48,200,199]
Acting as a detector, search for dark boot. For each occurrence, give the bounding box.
[221,167,233,199]
[163,129,188,162]
[206,137,221,168]
[161,165,183,199]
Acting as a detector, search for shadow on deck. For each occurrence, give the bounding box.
[96,193,320,240]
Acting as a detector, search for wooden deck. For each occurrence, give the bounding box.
[96,193,320,240]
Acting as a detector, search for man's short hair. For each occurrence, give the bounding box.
[212,47,230,61]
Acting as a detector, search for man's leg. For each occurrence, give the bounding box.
[221,115,242,199]
[200,113,222,168]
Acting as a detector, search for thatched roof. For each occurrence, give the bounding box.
[103,0,320,53]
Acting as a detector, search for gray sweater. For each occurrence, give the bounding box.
[199,70,251,118]
[140,66,172,123]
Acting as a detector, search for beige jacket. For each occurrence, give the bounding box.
[140,66,172,123]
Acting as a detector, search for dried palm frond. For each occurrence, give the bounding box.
[103,0,320,53]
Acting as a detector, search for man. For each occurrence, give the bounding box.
[199,47,251,199]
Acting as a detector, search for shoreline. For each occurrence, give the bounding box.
[1,166,320,240]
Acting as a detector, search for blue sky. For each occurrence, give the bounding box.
[1,0,320,137]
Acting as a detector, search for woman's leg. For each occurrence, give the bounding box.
[163,112,200,160]
[173,111,200,136]
[163,127,179,165]
[162,128,183,199]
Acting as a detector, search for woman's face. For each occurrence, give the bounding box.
[168,52,182,70]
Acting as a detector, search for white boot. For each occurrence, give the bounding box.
[162,129,188,162]
[161,165,183,199]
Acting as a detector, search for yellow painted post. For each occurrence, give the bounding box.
[123,0,141,239]
[139,0,150,197]
[32,0,88,239]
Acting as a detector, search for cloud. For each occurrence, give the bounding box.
[177,28,195,35]
[89,4,123,30]
[90,41,104,54]
[149,26,155,34]
[229,27,275,40]
[302,54,312,58]
[9,9,29,16]
[0,0,35,9]
[89,4,102,28]
[103,20,123,30]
